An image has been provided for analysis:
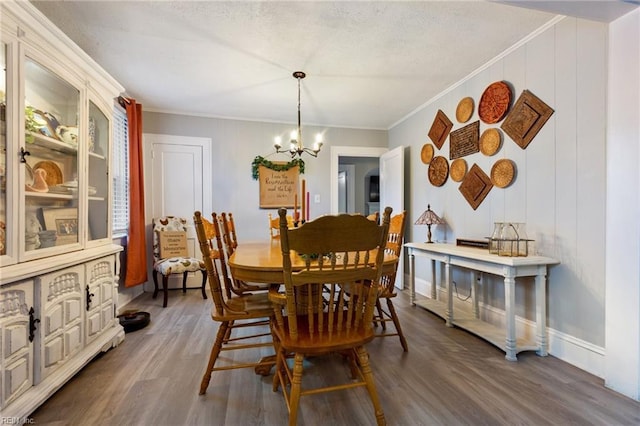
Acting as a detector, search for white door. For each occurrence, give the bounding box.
[380,146,405,288]
[143,133,212,289]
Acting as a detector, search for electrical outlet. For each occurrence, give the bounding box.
[314,194,320,203]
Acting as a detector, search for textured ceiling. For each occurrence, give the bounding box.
[31,1,637,130]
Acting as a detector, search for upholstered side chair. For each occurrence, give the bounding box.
[151,216,207,307]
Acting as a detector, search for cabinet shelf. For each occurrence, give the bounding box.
[89,151,106,161]
[28,132,77,155]
[25,192,105,201]
[25,191,76,200]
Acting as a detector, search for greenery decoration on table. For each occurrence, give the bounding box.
[251,155,305,180]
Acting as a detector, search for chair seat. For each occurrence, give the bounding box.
[212,292,273,320]
[272,313,375,354]
[154,257,204,275]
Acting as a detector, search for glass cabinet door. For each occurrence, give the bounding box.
[87,100,109,243]
[23,57,79,253]
[1,43,6,257]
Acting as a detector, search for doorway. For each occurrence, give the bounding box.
[330,146,387,214]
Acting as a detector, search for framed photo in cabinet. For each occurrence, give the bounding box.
[43,207,78,245]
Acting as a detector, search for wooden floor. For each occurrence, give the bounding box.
[31,288,639,426]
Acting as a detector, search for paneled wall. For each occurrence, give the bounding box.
[389,17,609,374]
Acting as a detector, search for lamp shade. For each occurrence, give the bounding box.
[415,205,445,225]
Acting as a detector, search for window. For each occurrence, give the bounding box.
[112,104,129,236]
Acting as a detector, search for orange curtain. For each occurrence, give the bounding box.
[124,98,148,287]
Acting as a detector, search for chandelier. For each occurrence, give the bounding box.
[273,71,323,158]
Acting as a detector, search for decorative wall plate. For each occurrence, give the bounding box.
[428,109,453,150]
[420,143,434,164]
[33,160,63,186]
[456,97,474,123]
[478,81,512,124]
[459,163,493,210]
[501,89,554,149]
[428,156,449,187]
[490,158,516,188]
[450,158,467,182]
[449,120,480,160]
[480,128,502,156]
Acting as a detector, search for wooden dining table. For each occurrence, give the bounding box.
[228,239,398,284]
[228,239,398,376]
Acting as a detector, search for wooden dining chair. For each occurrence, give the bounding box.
[219,212,270,295]
[151,216,207,307]
[269,207,392,426]
[372,210,409,351]
[269,213,294,238]
[219,212,238,256]
[193,211,275,395]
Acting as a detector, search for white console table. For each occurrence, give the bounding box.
[405,242,559,361]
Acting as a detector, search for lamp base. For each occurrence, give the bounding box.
[427,224,433,243]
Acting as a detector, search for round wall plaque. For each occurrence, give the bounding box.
[450,158,467,182]
[491,158,516,188]
[456,97,474,123]
[428,156,449,187]
[480,128,502,156]
[478,81,511,124]
[421,143,434,164]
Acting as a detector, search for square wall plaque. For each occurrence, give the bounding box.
[458,163,493,210]
[501,90,554,149]
[449,120,480,160]
[428,109,453,150]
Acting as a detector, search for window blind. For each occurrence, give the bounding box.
[112,105,129,236]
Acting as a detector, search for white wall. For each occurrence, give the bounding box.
[605,8,640,401]
[390,16,611,378]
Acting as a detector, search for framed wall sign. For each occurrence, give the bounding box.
[258,164,299,209]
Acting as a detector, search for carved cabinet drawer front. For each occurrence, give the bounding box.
[85,257,116,344]
[0,280,35,409]
[37,265,84,381]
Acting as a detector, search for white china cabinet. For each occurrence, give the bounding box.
[0,1,125,420]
